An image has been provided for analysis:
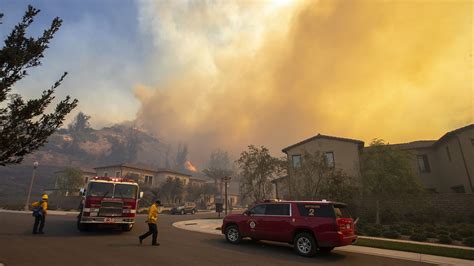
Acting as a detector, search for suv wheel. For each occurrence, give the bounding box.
[294,232,317,257]
[180,209,185,215]
[225,225,241,244]
[191,209,196,214]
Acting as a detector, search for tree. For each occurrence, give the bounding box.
[237,145,284,203]
[288,151,357,202]
[0,5,78,165]
[55,167,84,195]
[202,149,233,197]
[361,139,422,224]
[68,112,91,133]
[159,177,184,204]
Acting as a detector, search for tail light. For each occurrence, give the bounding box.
[336,218,354,233]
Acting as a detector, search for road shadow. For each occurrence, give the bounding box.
[19,218,129,238]
[201,238,347,264]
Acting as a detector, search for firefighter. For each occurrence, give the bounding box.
[139,200,160,246]
[32,194,48,234]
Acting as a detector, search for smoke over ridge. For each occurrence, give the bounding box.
[133,0,472,165]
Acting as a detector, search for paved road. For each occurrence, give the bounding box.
[0,212,431,266]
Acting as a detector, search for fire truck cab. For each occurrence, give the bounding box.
[77,177,142,232]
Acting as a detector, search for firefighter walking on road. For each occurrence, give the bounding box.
[32,194,48,234]
[139,200,160,246]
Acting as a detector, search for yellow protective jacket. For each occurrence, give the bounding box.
[146,203,158,224]
[32,201,48,214]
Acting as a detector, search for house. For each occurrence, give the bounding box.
[278,124,474,196]
[94,163,192,188]
[47,167,96,196]
[389,124,474,193]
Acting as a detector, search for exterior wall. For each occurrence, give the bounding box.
[154,172,190,187]
[434,129,474,193]
[285,138,362,178]
[404,147,442,192]
[95,166,157,187]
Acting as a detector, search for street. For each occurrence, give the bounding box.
[0,212,431,266]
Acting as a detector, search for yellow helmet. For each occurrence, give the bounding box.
[42,194,48,200]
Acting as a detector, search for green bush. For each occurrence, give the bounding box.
[414,227,425,234]
[438,235,452,244]
[382,231,400,239]
[436,230,449,236]
[463,237,474,247]
[410,233,427,242]
[425,232,436,239]
[400,228,412,236]
[389,224,401,232]
[458,229,474,238]
[449,233,462,241]
[366,227,382,237]
[423,224,436,233]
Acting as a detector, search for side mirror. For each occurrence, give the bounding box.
[243,210,250,216]
[139,191,144,199]
[354,217,360,225]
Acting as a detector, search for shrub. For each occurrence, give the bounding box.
[413,227,425,234]
[438,235,452,244]
[425,232,436,239]
[410,233,427,242]
[436,230,449,236]
[382,231,400,239]
[463,237,474,247]
[450,233,463,241]
[366,227,382,237]
[423,224,436,233]
[389,224,401,232]
[400,228,412,236]
[458,229,474,238]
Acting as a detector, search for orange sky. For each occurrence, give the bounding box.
[134,0,473,163]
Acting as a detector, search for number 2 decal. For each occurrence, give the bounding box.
[308,208,315,216]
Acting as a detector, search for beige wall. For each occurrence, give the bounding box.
[285,138,362,178]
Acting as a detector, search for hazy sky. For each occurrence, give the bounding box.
[2,0,472,163]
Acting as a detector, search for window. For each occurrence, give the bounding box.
[87,182,113,197]
[446,146,452,162]
[265,204,290,216]
[249,204,266,215]
[104,172,108,177]
[116,171,121,177]
[297,204,335,218]
[451,185,465,193]
[292,155,301,169]
[144,175,153,186]
[417,155,431,173]
[114,184,138,199]
[324,152,335,168]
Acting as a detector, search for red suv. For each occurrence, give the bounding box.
[221,200,357,257]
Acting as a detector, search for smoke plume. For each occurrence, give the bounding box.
[134,0,472,165]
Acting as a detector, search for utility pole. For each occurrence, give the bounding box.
[24,161,39,211]
[223,176,231,216]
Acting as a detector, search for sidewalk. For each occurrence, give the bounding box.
[172,219,474,266]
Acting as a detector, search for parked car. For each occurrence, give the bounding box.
[221,200,357,257]
[170,202,197,215]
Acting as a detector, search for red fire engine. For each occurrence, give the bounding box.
[77,176,143,232]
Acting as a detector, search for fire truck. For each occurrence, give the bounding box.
[77,177,143,232]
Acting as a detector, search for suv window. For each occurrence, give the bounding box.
[249,204,266,215]
[297,203,335,218]
[265,204,290,216]
[333,204,351,218]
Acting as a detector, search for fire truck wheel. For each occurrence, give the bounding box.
[122,224,134,232]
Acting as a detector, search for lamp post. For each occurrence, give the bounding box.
[223,176,231,216]
[24,161,39,211]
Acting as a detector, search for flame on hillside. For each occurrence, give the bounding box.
[185,161,198,172]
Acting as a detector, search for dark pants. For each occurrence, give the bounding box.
[140,223,158,244]
[33,215,46,233]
